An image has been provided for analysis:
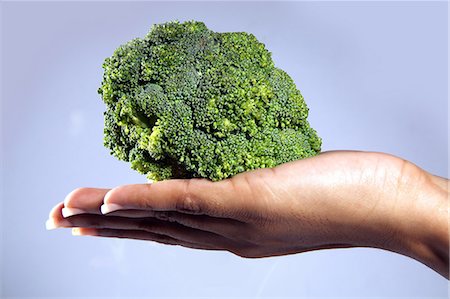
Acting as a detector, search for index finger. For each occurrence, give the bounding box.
[102,178,251,220]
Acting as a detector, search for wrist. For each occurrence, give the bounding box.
[395,173,448,277]
[366,158,449,278]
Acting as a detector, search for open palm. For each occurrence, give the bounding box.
[48,151,417,257]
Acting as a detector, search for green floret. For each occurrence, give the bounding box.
[99,20,322,181]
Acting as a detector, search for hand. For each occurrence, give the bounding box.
[47,151,449,278]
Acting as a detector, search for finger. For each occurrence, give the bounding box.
[48,202,64,220]
[63,188,111,217]
[72,227,220,251]
[65,214,238,250]
[107,209,248,240]
[46,202,72,230]
[102,178,251,220]
[106,209,157,218]
[154,211,248,241]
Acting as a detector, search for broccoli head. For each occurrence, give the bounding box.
[99,20,321,181]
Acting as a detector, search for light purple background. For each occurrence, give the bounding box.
[1,1,448,298]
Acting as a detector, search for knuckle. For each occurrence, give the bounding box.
[64,187,90,207]
[176,196,201,214]
[176,180,202,214]
[140,183,155,209]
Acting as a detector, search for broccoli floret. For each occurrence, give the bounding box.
[99,20,322,181]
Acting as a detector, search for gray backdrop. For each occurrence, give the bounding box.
[1,1,448,298]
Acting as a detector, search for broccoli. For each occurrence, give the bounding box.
[99,20,321,181]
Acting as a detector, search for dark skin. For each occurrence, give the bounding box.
[47,151,449,278]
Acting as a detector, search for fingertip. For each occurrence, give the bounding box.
[63,187,90,207]
[72,227,82,236]
[45,218,71,230]
[62,187,111,214]
[103,186,122,205]
[46,219,58,230]
[72,227,97,236]
[48,202,64,219]
[103,183,152,205]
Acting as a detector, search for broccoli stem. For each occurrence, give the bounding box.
[131,114,149,128]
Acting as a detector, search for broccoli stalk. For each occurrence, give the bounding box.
[99,20,322,181]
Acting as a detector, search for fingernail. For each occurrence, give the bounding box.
[100,203,124,214]
[46,218,71,230]
[46,219,57,230]
[62,207,87,218]
[73,228,97,236]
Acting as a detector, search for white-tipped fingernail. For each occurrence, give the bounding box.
[62,207,87,218]
[46,218,71,230]
[72,228,81,236]
[100,203,124,214]
[46,219,57,230]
